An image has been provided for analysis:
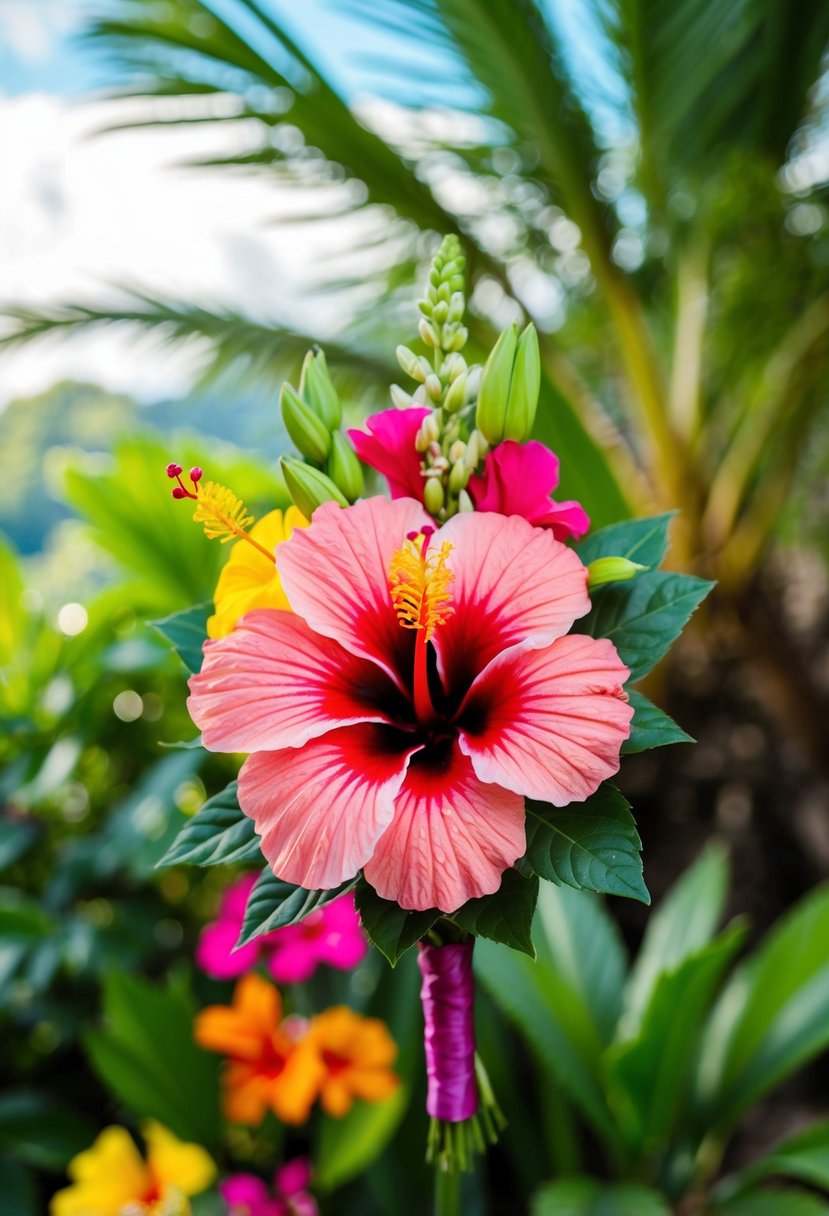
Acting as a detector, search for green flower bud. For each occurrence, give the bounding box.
[390,383,415,409]
[458,488,474,513]
[504,323,541,442]
[418,317,439,348]
[425,373,443,402]
[298,348,341,430]
[280,382,331,465]
[432,300,449,325]
[476,324,518,445]
[281,456,347,517]
[587,556,646,590]
[326,431,365,503]
[396,345,428,383]
[423,476,445,516]
[449,440,466,462]
[443,372,467,414]
[449,460,468,494]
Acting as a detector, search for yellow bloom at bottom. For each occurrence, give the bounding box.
[207,507,307,639]
[309,1005,400,1118]
[50,1122,215,1216]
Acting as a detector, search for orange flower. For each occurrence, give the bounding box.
[308,1005,400,1118]
[194,973,324,1125]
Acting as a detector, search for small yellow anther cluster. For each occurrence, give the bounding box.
[389,537,455,642]
[193,481,255,543]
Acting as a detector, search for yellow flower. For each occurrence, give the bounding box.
[50,1122,215,1216]
[308,1005,400,1118]
[207,507,307,639]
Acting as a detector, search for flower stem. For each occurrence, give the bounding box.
[434,1162,462,1216]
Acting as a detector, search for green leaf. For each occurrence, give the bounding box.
[450,868,538,957]
[0,1092,96,1172]
[0,819,37,871]
[621,691,694,754]
[533,883,627,1044]
[158,781,262,868]
[714,1190,829,1216]
[354,881,438,966]
[717,1118,829,1202]
[0,1158,36,1216]
[694,884,829,1138]
[577,514,676,569]
[85,972,221,1150]
[316,1088,409,1192]
[475,937,617,1145]
[524,785,649,905]
[621,842,729,1035]
[532,1178,671,1215]
[150,602,211,674]
[607,923,747,1161]
[577,571,714,681]
[238,869,356,947]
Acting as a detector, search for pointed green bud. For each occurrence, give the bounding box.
[280,382,331,465]
[449,460,468,494]
[504,323,541,441]
[390,383,415,409]
[299,348,341,430]
[423,476,445,516]
[396,345,428,383]
[418,317,439,348]
[458,488,474,513]
[475,324,518,445]
[281,456,347,517]
[326,431,365,503]
[587,556,646,590]
[443,372,467,414]
[425,373,443,402]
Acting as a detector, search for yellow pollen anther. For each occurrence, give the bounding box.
[389,535,454,642]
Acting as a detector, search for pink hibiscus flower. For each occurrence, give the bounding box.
[348,407,429,501]
[468,439,590,541]
[196,876,367,983]
[220,1159,317,1216]
[188,497,632,913]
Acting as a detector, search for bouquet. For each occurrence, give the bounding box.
[156,235,710,1205]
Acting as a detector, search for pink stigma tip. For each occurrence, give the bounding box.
[189,466,203,483]
[166,462,183,478]
[421,525,435,537]
[171,486,188,499]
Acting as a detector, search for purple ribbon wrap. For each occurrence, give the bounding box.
[417,940,478,1122]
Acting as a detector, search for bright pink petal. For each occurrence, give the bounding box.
[220,1174,272,1210]
[348,407,429,501]
[275,1158,312,1197]
[433,511,590,696]
[363,746,525,913]
[188,609,399,753]
[196,919,260,979]
[468,440,590,540]
[220,873,259,921]
[238,724,418,889]
[267,941,319,984]
[276,497,431,690]
[458,635,633,805]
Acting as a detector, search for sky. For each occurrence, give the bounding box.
[0,0,412,406]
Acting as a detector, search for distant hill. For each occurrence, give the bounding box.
[0,380,286,554]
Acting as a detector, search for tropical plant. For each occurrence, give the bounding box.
[477,843,829,1214]
[3,0,828,599]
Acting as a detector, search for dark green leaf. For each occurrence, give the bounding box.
[0,1158,36,1216]
[238,869,356,947]
[577,571,714,681]
[622,691,693,754]
[158,781,262,868]
[607,923,747,1161]
[577,513,676,568]
[316,1088,409,1192]
[717,1117,829,1203]
[355,880,438,966]
[149,602,211,673]
[714,1190,829,1216]
[524,785,649,905]
[0,819,37,871]
[532,1178,671,1216]
[0,1092,96,1172]
[450,869,538,957]
[622,842,729,1033]
[85,972,221,1150]
[694,884,829,1138]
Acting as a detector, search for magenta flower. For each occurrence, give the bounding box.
[468,439,590,541]
[348,407,429,501]
[196,877,367,982]
[188,497,632,913]
[220,1159,317,1216]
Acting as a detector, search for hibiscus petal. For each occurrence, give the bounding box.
[238,724,419,889]
[348,407,429,501]
[276,497,431,690]
[458,635,633,805]
[188,609,402,753]
[433,512,591,697]
[364,745,525,913]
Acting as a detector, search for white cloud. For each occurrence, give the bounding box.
[0,0,85,62]
[0,92,361,406]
